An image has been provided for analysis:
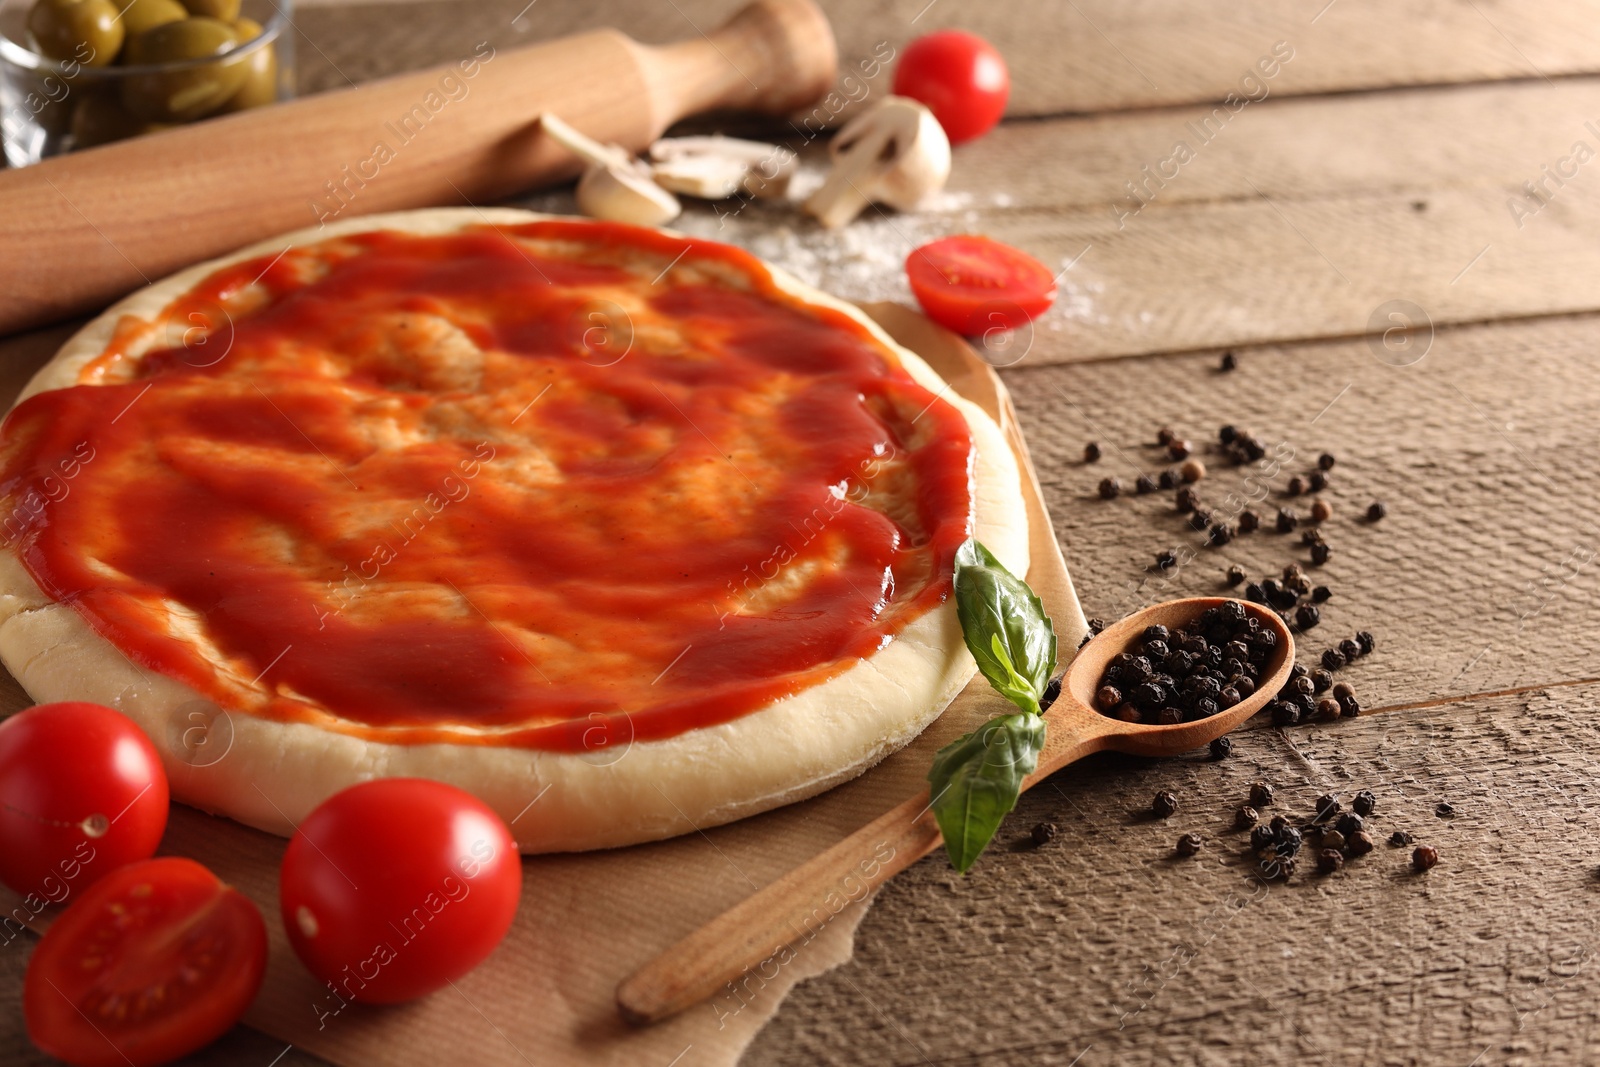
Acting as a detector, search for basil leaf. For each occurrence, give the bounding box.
[927,711,1047,873]
[953,539,1058,715]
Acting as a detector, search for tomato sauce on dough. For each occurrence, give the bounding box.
[0,220,974,752]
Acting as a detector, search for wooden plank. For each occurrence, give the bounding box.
[289,0,1600,117]
[650,78,1600,363]
[753,682,1600,1065]
[997,314,1600,713]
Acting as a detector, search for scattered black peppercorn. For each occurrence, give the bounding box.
[1168,439,1192,461]
[1238,509,1260,533]
[1335,812,1364,836]
[1314,794,1341,822]
[1311,668,1333,692]
[1311,585,1332,603]
[1347,829,1374,856]
[1310,499,1333,523]
[1352,790,1376,816]
[1275,508,1298,533]
[1338,694,1361,718]
[1188,509,1214,532]
[1236,804,1259,829]
[1084,442,1103,463]
[1301,527,1324,547]
[1218,424,1237,444]
[1134,473,1157,494]
[1271,701,1300,726]
[1435,802,1454,818]
[1175,486,1198,513]
[1031,822,1058,847]
[1336,639,1359,663]
[1208,523,1234,546]
[1260,855,1296,881]
[1389,830,1414,847]
[1287,475,1307,496]
[1295,604,1321,630]
[1249,781,1275,807]
[1157,426,1177,446]
[1310,541,1333,566]
[1250,823,1276,852]
[1210,736,1233,760]
[1322,648,1347,671]
[1366,501,1386,522]
[1220,350,1237,371]
[1226,564,1246,587]
[1156,549,1178,570]
[1412,844,1438,872]
[1308,470,1329,493]
[1317,848,1344,874]
[1152,791,1179,818]
[1318,453,1336,471]
[1355,630,1376,655]
[1175,832,1203,857]
[1098,477,1122,500]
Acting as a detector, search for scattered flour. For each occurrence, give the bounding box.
[508,159,1102,336]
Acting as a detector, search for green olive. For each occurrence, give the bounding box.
[70,88,164,147]
[120,16,246,122]
[26,0,125,67]
[114,0,187,39]
[177,0,238,21]
[220,17,275,112]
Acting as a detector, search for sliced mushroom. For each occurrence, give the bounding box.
[648,135,797,200]
[539,113,681,227]
[803,96,951,229]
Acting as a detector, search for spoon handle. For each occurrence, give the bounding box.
[616,703,1120,1024]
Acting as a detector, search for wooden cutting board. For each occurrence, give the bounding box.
[0,300,1087,1066]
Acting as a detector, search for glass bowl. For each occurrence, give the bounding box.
[0,0,294,166]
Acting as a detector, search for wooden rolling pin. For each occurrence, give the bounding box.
[0,0,836,335]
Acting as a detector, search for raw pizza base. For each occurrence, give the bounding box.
[0,209,1029,853]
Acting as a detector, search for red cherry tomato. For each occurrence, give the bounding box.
[906,235,1056,336]
[279,778,521,1005]
[0,702,169,901]
[24,857,267,1067]
[893,31,1010,144]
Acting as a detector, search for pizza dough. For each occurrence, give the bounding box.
[0,209,1029,853]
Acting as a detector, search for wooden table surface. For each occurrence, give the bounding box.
[8,1,1600,1064]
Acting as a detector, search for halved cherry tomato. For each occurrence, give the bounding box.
[893,31,1010,145]
[24,857,267,1067]
[0,702,169,900]
[279,778,521,1004]
[906,235,1057,336]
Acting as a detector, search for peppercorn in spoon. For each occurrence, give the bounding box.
[617,595,1294,1024]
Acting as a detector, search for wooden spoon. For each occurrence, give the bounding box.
[615,596,1294,1025]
